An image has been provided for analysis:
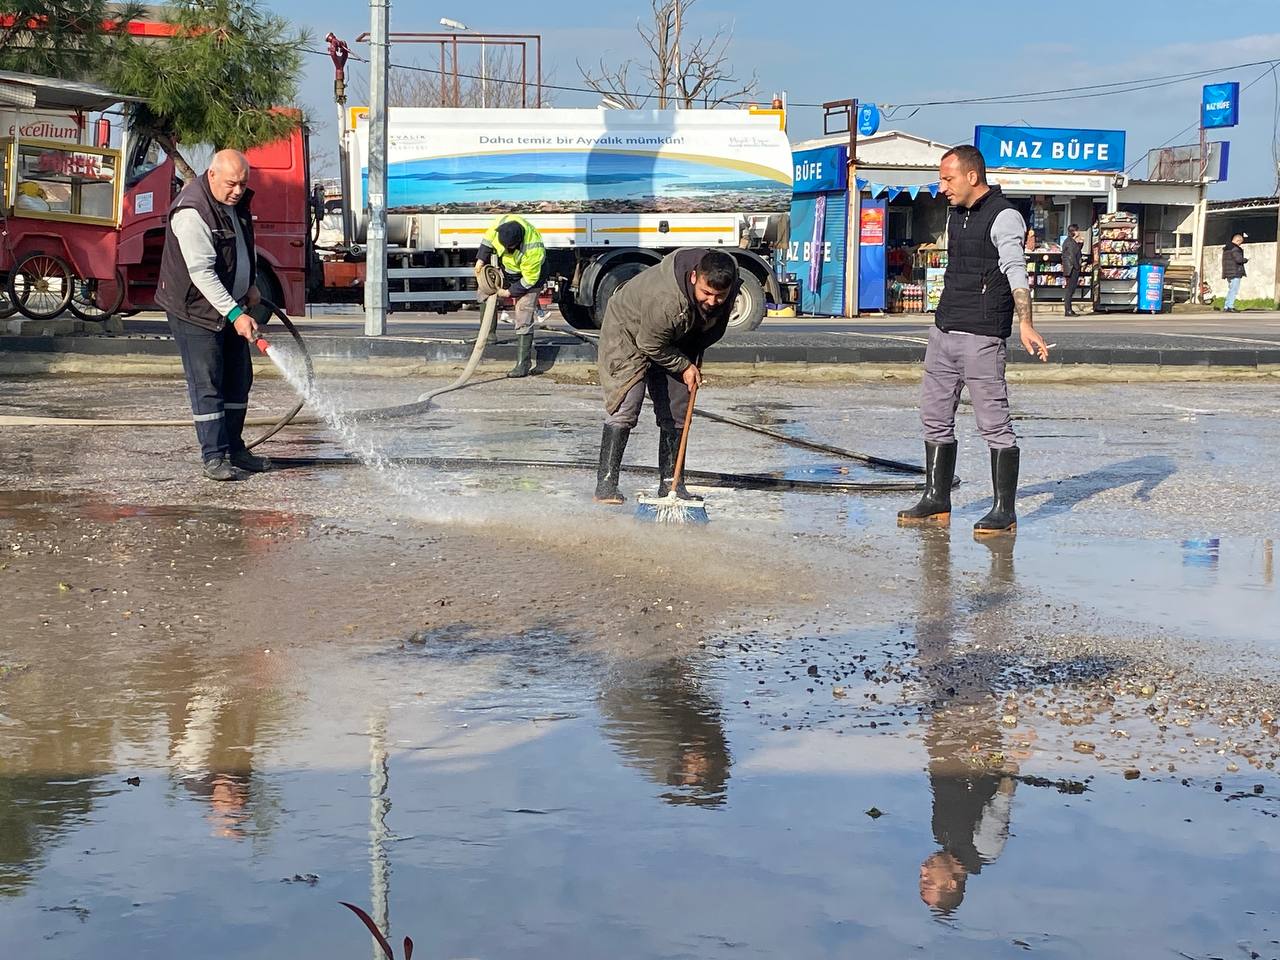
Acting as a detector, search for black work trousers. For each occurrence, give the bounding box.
[169,315,253,464]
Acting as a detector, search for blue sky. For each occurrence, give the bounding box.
[270,0,1280,197]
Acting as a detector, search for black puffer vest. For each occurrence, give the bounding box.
[936,186,1016,339]
[157,174,256,331]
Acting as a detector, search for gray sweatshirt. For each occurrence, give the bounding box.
[989,208,1030,291]
[170,206,251,318]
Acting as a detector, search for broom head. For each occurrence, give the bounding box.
[634,489,709,525]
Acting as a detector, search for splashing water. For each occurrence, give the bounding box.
[263,342,446,509]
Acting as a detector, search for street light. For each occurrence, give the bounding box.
[599,96,628,110]
[439,17,487,109]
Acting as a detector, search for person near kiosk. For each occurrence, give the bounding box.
[1061,224,1083,317]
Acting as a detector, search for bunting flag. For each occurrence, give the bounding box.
[848,178,943,199]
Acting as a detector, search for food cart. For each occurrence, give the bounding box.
[0,69,138,322]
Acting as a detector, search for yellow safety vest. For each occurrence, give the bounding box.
[482,214,545,289]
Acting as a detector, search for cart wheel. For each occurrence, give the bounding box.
[9,253,73,320]
[67,269,126,322]
[0,284,15,319]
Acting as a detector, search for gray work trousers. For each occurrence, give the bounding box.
[510,288,539,334]
[920,326,1017,450]
[604,365,689,430]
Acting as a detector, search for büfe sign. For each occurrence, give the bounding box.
[792,145,847,194]
[352,107,793,215]
[974,125,1126,173]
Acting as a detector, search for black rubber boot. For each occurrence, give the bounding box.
[593,425,629,504]
[657,427,699,499]
[507,332,534,378]
[897,442,957,526]
[974,446,1020,535]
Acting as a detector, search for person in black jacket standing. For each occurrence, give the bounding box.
[1061,224,1083,316]
[157,150,265,482]
[1221,232,1248,312]
[898,145,1049,535]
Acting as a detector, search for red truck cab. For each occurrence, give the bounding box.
[117,126,312,316]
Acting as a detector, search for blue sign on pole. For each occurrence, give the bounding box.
[974,125,1126,173]
[1202,82,1241,129]
[792,145,848,194]
[857,102,880,137]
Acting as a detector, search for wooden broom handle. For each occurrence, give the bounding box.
[671,379,697,489]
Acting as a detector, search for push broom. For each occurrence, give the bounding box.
[635,380,709,525]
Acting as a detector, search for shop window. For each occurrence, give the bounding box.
[11,140,119,224]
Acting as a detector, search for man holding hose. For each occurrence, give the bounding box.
[593,249,739,504]
[157,149,267,482]
[474,214,546,378]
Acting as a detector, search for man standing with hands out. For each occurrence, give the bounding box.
[898,145,1049,535]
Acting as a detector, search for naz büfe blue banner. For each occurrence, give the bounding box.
[974,125,1126,173]
[1202,82,1241,129]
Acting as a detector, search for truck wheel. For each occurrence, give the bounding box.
[255,263,283,316]
[726,273,766,331]
[559,300,596,330]
[593,262,648,327]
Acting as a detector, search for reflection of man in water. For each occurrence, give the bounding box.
[167,660,274,840]
[597,658,731,807]
[914,532,1019,915]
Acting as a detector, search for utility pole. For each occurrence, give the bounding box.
[365,0,390,336]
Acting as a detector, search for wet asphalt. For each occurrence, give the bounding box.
[0,370,1277,958]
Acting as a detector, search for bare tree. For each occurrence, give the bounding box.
[579,0,758,109]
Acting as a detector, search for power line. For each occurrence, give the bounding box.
[304,45,1280,111]
[889,59,1280,108]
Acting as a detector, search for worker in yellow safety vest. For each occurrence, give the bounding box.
[474,214,546,378]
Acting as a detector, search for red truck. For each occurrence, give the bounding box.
[117,126,315,316]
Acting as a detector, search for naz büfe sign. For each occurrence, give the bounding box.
[1202,82,1240,129]
[974,125,1126,173]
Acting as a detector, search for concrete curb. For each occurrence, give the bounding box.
[4,333,1280,383]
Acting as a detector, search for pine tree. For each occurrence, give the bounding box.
[0,0,143,79]
[111,0,308,181]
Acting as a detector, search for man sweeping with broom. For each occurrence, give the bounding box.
[593,249,739,508]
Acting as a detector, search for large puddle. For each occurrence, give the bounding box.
[1,378,1279,957]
